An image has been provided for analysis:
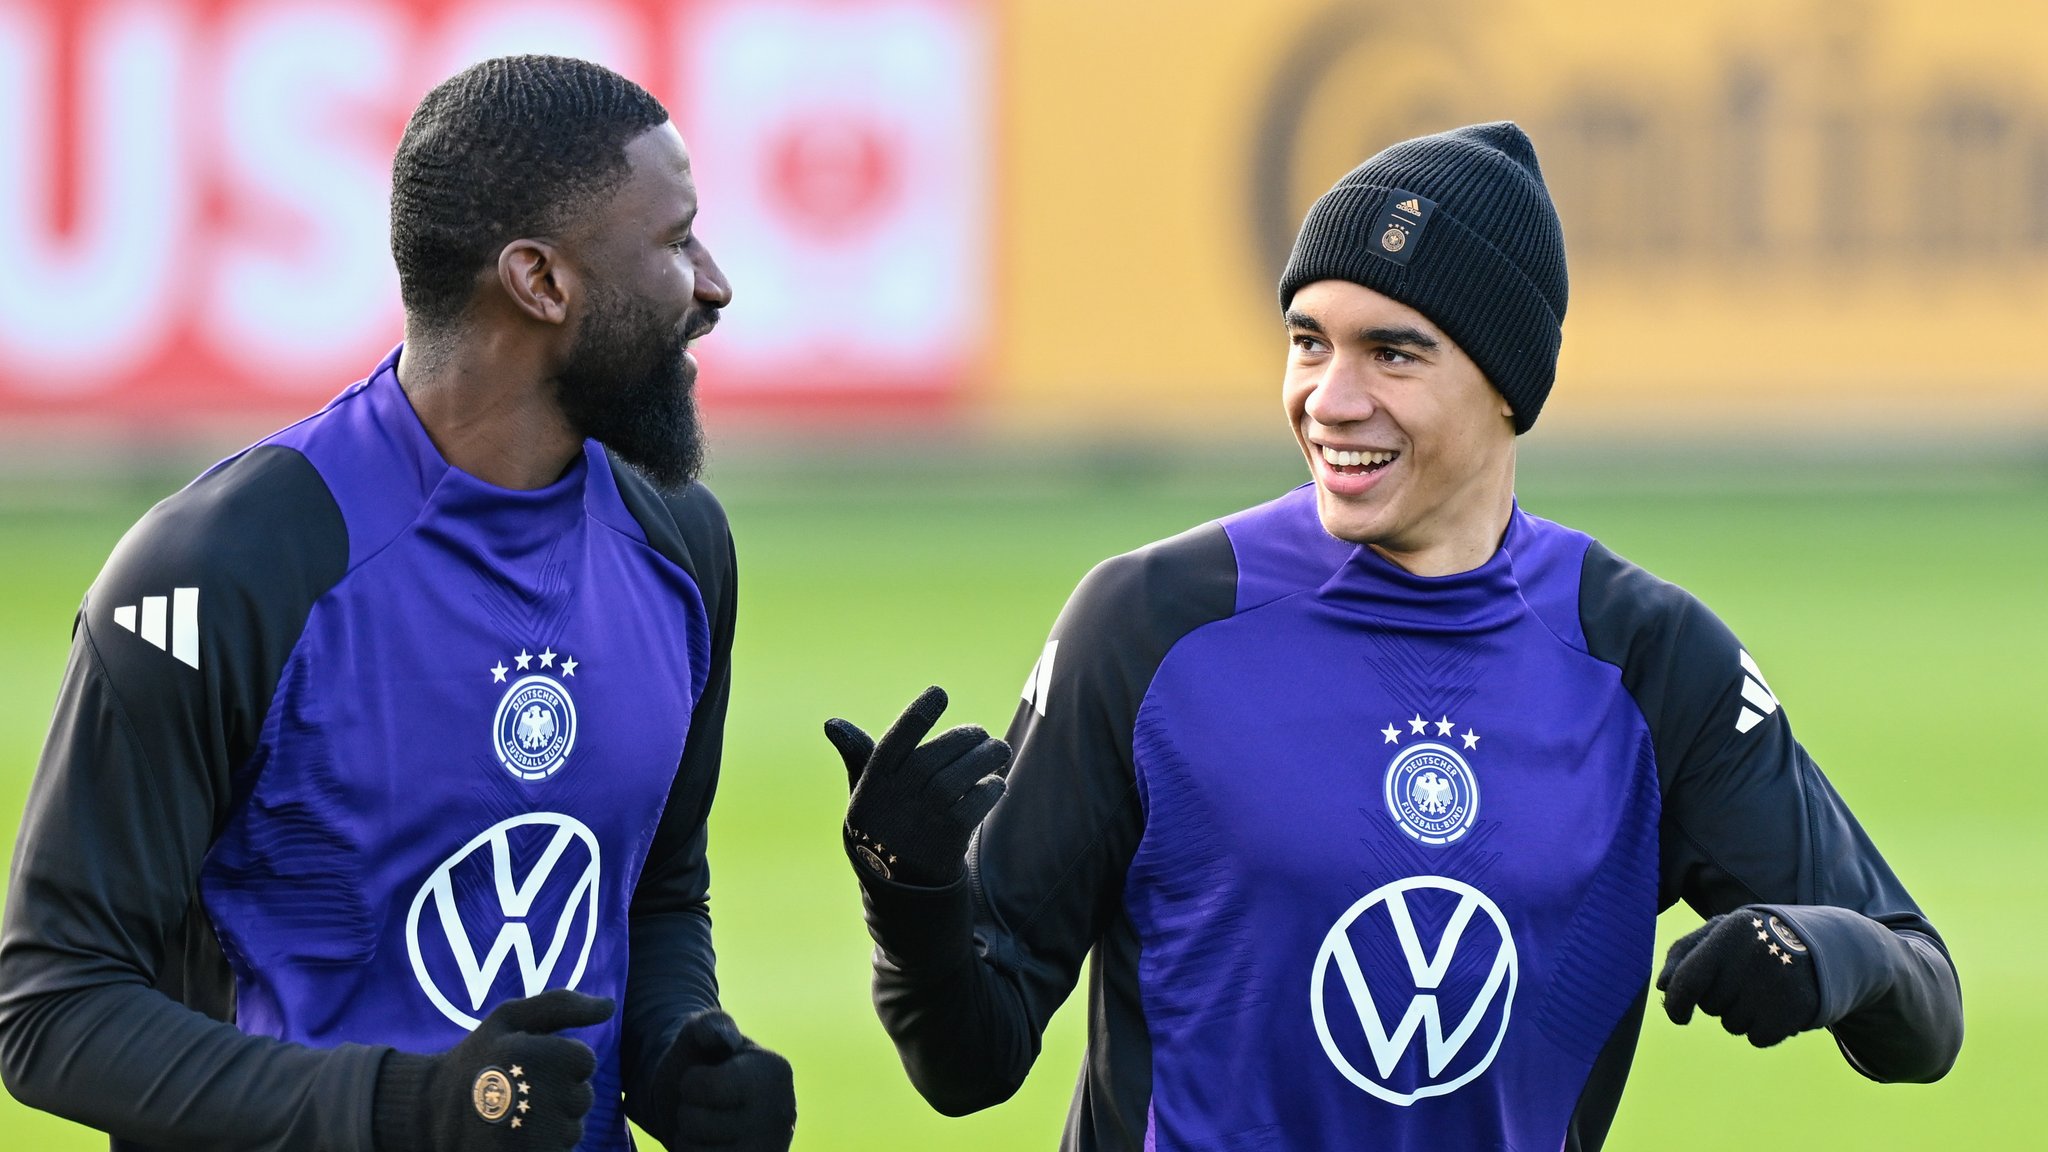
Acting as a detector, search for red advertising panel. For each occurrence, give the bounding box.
[0,0,988,425]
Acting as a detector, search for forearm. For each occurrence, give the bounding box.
[620,906,721,1135]
[0,620,383,1149]
[0,980,383,1151]
[861,873,1042,1116]
[1770,906,1963,1082]
[832,542,1213,1118]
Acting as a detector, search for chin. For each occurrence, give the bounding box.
[1314,495,1392,546]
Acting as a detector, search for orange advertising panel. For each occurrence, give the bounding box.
[0,0,989,424]
[992,0,2048,432]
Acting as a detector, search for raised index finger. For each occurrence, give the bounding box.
[871,685,949,771]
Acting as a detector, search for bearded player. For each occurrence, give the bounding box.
[825,123,1962,1150]
[0,57,795,1152]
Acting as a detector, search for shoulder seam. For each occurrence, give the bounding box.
[1511,531,1595,657]
[73,616,188,833]
[997,780,1144,943]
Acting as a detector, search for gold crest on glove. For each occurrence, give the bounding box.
[473,1068,513,1123]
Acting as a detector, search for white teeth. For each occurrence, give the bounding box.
[1320,445,1395,468]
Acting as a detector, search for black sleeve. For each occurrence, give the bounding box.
[607,469,740,1136]
[857,523,1237,1123]
[1579,541,1962,1083]
[0,446,388,1152]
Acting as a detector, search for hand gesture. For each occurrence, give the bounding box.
[824,686,1010,886]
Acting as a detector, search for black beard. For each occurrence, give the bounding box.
[555,288,706,492]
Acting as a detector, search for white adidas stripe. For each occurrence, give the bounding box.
[1735,648,1779,734]
[111,588,200,669]
[1020,639,1058,718]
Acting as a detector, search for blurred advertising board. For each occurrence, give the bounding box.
[3,0,2044,437]
[994,0,2048,433]
[0,0,987,425]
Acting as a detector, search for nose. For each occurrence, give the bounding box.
[693,240,732,309]
[1301,357,1378,428]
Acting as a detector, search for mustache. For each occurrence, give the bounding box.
[682,309,720,345]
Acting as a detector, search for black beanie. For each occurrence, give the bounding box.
[1277,122,1567,433]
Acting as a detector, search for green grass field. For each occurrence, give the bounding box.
[1,451,2042,1149]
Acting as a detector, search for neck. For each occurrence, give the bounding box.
[1366,450,1517,577]
[395,329,582,490]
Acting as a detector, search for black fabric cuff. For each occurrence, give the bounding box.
[640,1060,681,1152]
[853,853,978,972]
[371,1050,435,1152]
[1761,904,1897,1025]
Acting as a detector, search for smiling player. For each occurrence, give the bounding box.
[824,123,1962,1151]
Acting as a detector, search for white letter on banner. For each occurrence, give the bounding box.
[202,3,403,380]
[0,3,192,387]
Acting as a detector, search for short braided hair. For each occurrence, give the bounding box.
[390,55,670,331]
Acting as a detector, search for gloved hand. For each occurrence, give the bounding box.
[1657,907,1822,1048]
[374,988,615,1152]
[824,685,1011,886]
[646,1010,796,1151]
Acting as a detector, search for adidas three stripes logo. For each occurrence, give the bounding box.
[1734,649,1779,734]
[110,588,200,669]
[1019,640,1057,718]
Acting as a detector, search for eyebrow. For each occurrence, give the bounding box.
[1358,325,1439,350]
[1283,311,1440,351]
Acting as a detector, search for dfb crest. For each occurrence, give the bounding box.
[1384,741,1479,846]
[493,675,577,781]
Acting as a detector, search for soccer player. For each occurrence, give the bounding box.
[824,123,1963,1151]
[0,57,795,1152]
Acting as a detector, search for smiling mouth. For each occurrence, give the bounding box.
[1320,444,1399,476]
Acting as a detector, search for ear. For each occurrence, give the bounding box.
[496,239,577,326]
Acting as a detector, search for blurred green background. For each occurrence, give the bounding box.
[1,446,2042,1149]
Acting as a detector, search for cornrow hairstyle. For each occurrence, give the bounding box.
[390,54,670,331]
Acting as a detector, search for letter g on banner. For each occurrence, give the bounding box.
[1310,874,1517,1106]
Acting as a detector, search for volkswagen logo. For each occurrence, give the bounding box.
[1310,875,1517,1105]
[405,813,601,1029]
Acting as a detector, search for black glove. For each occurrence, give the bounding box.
[1657,907,1822,1048]
[824,685,1011,886]
[374,989,615,1152]
[646,1010,796,1151]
